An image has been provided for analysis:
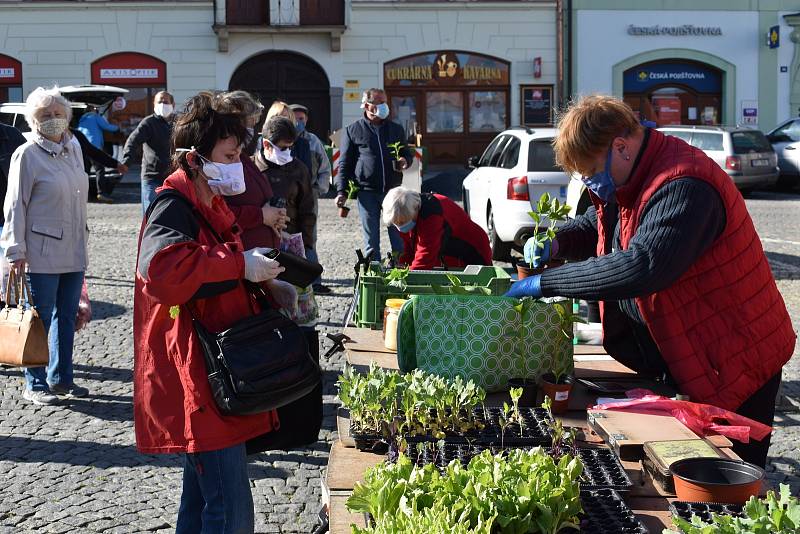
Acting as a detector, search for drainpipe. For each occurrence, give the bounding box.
[566,0,573,100]
[556,0,563,108]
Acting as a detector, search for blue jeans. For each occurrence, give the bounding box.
[176,443,254,534]
[24,272,84,391]
[357,190,403,261]
[141,179,161,216]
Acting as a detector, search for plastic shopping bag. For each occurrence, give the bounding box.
[75,278,92,332]
[592,389,772,444]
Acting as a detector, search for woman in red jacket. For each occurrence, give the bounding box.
[134,93,290,532]
[382,186,492,270]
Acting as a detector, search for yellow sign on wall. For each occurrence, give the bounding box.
[344,91,362,102]
[345,79,360,89]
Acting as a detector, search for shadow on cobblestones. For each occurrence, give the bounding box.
[91,300,129,320]
[0,436,177,468]
[72,363,133,383]
[767,251,800,280]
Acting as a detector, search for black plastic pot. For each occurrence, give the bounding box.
[670,458,764,504]
[507,377,539,407]
[573,489,648,534]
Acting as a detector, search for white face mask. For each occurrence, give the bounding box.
[38,118,69,139]
[154,102,174,118]
[176,149,246,196]
[265,141,293,166]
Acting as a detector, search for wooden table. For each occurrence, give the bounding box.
[330,327,693,533]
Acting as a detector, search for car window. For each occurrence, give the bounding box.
[691,132,724,151]
[478,135,505,167]
[527,139,559,172]
[731,131,773,154]
[662,130,693,143]
[773,120,800,142]
[488,136,511,167]
[497,137,521,169]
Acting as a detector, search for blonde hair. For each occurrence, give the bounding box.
[553,94,641,176]
[25,86,72,130]
[266,100,296,123]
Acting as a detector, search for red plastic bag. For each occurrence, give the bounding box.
[592,389,772,444]
[75,279,92,332]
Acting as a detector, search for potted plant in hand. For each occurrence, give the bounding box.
[539,302,585,414]
[518,192,571,280]
[388,141,408,172]
[339,180,359,218]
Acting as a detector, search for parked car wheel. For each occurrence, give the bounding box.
[487,206,512,261]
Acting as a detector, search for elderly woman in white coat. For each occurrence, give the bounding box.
[1,86,90,406]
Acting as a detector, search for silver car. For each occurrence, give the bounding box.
[658,126,779,191]
[766,118,800,189]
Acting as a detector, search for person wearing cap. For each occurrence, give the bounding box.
[506,94,795,467]
[336,88,414,261]
[290,103,332,293]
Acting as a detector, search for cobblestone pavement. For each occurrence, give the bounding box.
[0,186,799,533]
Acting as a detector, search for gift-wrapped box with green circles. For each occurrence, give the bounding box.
[396,295,574,392]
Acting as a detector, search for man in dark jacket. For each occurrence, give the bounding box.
[336,88,414,261]
[121,91,175,214]
[0,123,26,231]
[71,128,128,203]
[254,116,316,251]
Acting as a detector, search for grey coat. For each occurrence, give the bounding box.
[1,134,89,274]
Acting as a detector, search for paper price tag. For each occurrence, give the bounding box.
[555,390,569,401]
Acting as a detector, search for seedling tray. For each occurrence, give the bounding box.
[349,407,554,452]
[405,443,632,491]
[669,501,744,523]
[572,489,648,534]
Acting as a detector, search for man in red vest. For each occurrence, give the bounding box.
[507,95,795,467]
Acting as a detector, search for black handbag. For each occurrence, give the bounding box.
[147,190,321,417]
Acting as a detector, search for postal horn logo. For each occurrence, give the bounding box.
[771,29,779,46]
[638,70,649,81]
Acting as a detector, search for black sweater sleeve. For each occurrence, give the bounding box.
[540,178,726,301]
[552,206,599,262]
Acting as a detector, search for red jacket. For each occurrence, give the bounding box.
[223,153,279,250]
[399,193,492,270]
[595,129,795,411]
[133,170,278,454]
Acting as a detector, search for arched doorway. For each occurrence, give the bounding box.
[229,51,330,141]
[622,59,723,126]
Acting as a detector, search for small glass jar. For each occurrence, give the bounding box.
[383,298,406,351]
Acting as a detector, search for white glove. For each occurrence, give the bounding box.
[265,279,298,315]
[242,248,284,282]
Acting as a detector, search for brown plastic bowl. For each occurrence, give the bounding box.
[670,457,764,504]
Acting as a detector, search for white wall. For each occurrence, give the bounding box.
[576,10,759,123]
[0,1,215,105]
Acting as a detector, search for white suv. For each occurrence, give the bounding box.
[462,127,570,260]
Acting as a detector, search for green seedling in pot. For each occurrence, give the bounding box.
[526,192,571,269]
[339,180,360,218]
[387,141,408,171]
[509,387,523,425]
[431,273,492,296]
[554,301,588,341]
[383,267,409,290]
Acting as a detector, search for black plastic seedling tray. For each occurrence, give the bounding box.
[670,501,744,523]
[573,489,648,534]
[405,443,632,491]
[350,407,554,452]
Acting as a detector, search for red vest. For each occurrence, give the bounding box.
[595,129,795,411]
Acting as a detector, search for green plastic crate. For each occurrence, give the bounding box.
[354,263,512,329]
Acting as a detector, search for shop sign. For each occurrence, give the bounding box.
[768,25,780,49]
[92,52,166,86]
[627,24,722,36]
[385,51,509,87]
[533,57,542,78]
[521,85,553,126]
[742,102,758,125]
[624,62,722,93]
[0,54,22,85]
[345,79,360,89]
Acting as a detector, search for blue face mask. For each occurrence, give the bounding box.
[583,147,616,203]
[296,120,306,133]
[375,103,390,120]
[395,219,416,233]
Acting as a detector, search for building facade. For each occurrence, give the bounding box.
[570,0,800,132]
[0,0,559,164]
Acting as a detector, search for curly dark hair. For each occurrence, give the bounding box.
[171,91,249,177]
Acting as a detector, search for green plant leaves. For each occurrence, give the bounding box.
[348,448,584,534]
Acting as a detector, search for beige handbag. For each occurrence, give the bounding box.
[0,269,49,367]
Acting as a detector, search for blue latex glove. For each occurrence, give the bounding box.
[523,237,551,268]
[505,274,542,299]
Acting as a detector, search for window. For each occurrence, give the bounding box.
[390,95,418,141]
[690,132,724,151]
[527,139,559,172]
[426,91,463,133]
[469,91,506,133]
[497,137,520,169]
[488,136,511,167]
[731,131,773,154]
[662,130,693,143]
[774,120,800,142]
[478,135,505,167]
